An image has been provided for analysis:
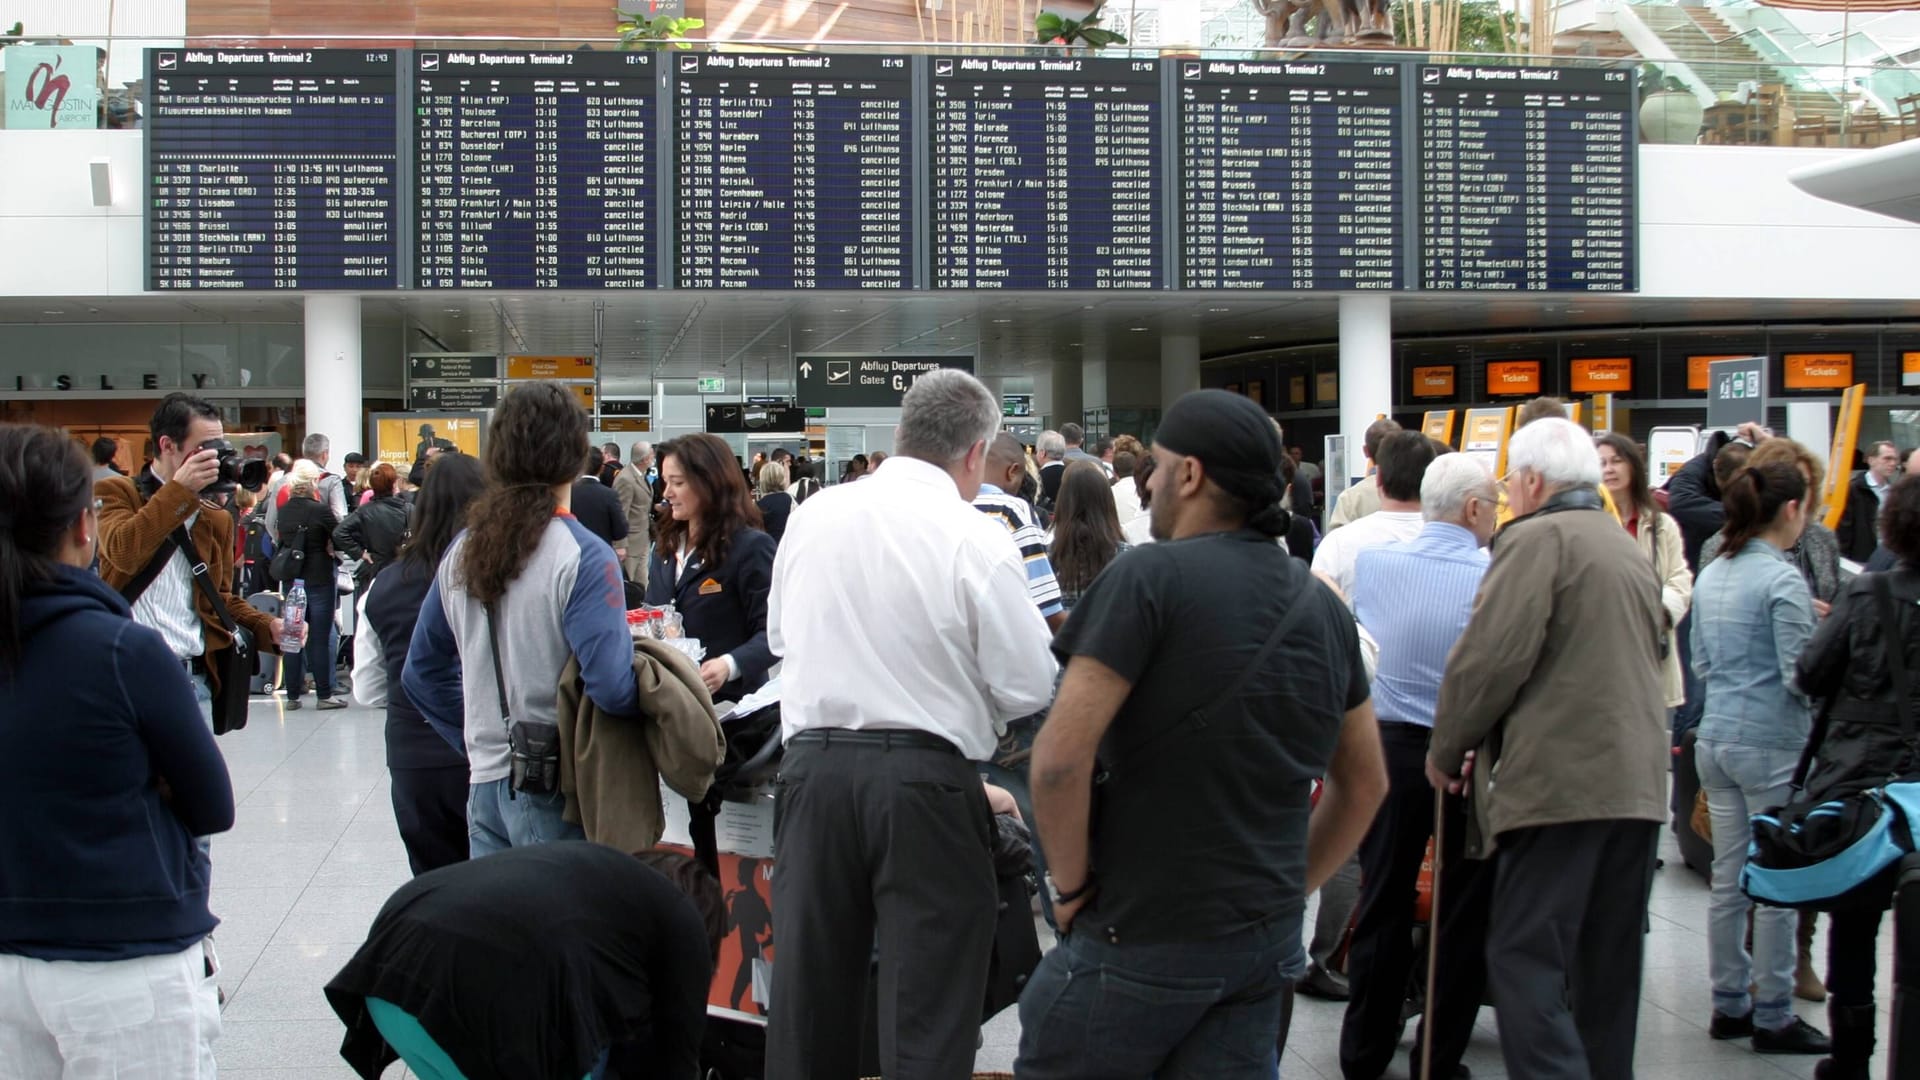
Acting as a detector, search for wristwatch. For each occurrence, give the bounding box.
[1045,871,1095,907]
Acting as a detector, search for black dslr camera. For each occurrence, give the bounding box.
[200,438,269,494]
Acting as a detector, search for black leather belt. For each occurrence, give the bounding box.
[788,728,958,755]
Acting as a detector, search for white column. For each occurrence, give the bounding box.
[1338,294,1393,444]
[304,295,364,456]
[1051,361,1083,430]
[1160,331,1199,410]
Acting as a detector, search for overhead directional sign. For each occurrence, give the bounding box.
[796,354,976,408]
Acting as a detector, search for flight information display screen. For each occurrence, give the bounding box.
[1179,59,1404,290]
[675,54,913,289]
[1418,65,1635,291]
[931,55,1163,289]
[147,48,400,290]
[415,50,658,289]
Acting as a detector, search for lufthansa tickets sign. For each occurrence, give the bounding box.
[1570,358,1632,394]
[1783,353,1853,391]
[1486,361,1541,397]
[1411,365,1456,399]
[795,354,975,408]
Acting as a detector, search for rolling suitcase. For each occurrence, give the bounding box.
[245,592,282,694]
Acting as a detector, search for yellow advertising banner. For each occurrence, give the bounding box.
[1823,384,1866,531]
[507,355,596,380]
[371,414,485,472]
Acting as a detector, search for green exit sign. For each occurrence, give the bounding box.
[697,376,726,393]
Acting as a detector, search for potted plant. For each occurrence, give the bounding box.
[1034,4,1128,49]
[1639,66,1704,145]
[615,10,705,49]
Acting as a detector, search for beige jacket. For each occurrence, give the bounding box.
[1431,496,1670,857]
[556,639,727,852]
[1625,508,1693,708]
[1327,476,1382,530]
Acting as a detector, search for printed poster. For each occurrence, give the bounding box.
[6,46,101,129]
[370,413,485,472]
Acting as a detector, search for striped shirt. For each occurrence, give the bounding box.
[972,484,1064,620]
[1351,522,1489,728]
[130,511,206,660]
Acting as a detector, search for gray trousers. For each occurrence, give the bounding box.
[1487,819,1658,1080]
[767,736,997,1080]
[1309,853,1362,969]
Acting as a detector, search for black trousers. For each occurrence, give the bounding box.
[390,764,471,877]
[1487,819,1658,1080]
[1339,723,1491,1080]
[767,736,997,1080]
[1828,902,1888,1007]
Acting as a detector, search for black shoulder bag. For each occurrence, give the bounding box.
[485,602,561,798]
[269,523,308,584]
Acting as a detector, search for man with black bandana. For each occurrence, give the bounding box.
[1017,389,1388,1077]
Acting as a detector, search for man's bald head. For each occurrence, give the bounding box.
[987,433,1027,471]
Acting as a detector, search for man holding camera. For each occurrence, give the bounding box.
[96,393,286,732]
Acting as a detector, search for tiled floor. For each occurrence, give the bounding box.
[210,695,1893,1078]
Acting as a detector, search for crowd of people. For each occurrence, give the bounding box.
[1,379,1917,1080]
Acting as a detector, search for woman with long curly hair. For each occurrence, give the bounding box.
[647,433,776,700]
[403,382,640,855]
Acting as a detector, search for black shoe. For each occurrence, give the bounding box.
[1710,1011,1755,1040]
[1407,1052,1471,1080]
[1754,1017,1833,1055]
[1296,964,1350,1001]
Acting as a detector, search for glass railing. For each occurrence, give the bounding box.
[0,32,1915,147]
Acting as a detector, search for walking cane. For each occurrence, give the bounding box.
[1419,785,1446,1080]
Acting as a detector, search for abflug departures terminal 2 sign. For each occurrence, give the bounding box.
[795,354,976,408]
[147,48,401,290]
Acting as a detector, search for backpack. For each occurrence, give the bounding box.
[269,524,307,583]
[793,477,821,505]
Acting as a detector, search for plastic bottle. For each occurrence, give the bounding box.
[282,580,308,651]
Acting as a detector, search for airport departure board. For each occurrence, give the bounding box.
[147,49,400,290]
[415,50,657,289]
[931,55,1163,289]
[1418,65,1635,291]
[1179,60,1404,290]
[675,54,913,289]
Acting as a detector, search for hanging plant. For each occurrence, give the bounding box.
[1034,4,1128,49]
[615,10,706,50]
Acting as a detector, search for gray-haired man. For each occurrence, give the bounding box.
[615,441,655,585]
[767,369,1056,1080]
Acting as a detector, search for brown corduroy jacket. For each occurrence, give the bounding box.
[95,472,281,692]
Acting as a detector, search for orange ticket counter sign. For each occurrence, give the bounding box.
[1904,352,1920,388]
[1485,361,1540,398]
[506,355,596,380]
[1315,371,1339,406]
[1783,353,1854,391]
[1411,365,1456,399]
[1569,358,1632,394]
[1689,354,1749,392]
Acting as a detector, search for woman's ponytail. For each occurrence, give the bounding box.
[1720,461,1806,557]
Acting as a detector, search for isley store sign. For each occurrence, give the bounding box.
[11,371,240,392]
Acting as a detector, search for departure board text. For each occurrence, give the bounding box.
[147,49,400,290]
[415,50,657,289]
[931,55,1163,289]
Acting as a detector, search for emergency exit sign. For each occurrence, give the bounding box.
[697,376,726,393]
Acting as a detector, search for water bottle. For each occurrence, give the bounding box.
[282,580,308,651]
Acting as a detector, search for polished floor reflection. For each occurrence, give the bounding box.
[208,697,1886,1079]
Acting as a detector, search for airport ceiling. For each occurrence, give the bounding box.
[7,294,1920,385]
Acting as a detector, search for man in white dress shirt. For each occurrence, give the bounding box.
[766,369,1057,1080]
[1310,431,1437,601]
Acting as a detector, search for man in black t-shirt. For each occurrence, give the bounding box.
[572,447,630,563]
[1018,389,1388,1078]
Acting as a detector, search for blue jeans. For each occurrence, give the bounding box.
[466,778,583,857]
[1016,915,1301,1079]
[1696,738,1800,1031]
[281,581,338,700]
